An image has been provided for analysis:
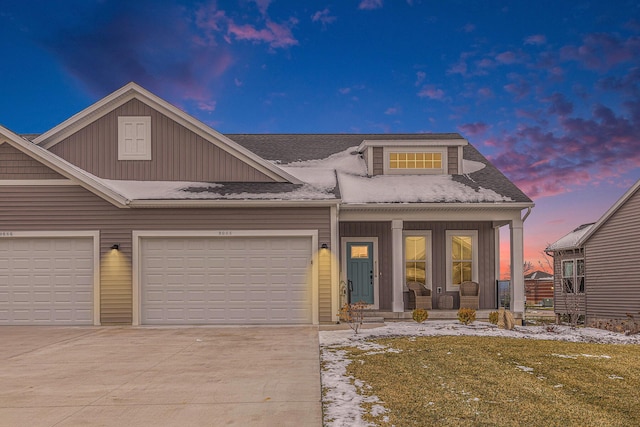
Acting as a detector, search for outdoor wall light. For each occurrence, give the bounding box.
[111,244,120,250]
[321,243,329,250]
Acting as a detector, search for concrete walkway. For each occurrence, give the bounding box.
[0,326,322,427]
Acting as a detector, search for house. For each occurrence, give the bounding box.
[524,270,554,306]
[546,179,640,328]
[0,82,533,326]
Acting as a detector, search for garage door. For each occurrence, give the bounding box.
[0,237,94,325]
[140,236,312,325]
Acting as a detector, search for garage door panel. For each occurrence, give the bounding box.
[0,237,94,325]
[141,236,312,325]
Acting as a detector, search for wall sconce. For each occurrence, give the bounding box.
[321,243,329,250]
[111,244,120,250]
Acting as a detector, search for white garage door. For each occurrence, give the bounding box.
[140,236,312,325]
[0,237,94,325]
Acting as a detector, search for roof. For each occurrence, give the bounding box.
[546,223,595,252]
[228,134,533,204]
[525,271,553,280]
[546,178,640,252]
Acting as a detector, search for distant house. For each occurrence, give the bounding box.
[546,179,640,327]
[0,82,533,326]
[524,270,554,306]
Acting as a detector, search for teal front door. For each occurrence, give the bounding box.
[346,242,374,305]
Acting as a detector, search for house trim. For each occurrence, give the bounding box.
[358,139,468,151]
[131,229,319,326]
[0,230,101,326]
[445,230,479,291]
[0,180,76,186]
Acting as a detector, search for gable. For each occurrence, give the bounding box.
[47,98,276,182]
[0,142,65,180]
[587,183,640,247]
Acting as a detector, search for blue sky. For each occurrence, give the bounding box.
[2,0,640,270]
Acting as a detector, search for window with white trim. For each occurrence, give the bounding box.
[446,230,478,290]
[118,116,151,160]
[384,148,446,175]
[562,259,585,294]
[404,232,432,288]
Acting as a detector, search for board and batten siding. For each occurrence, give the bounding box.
[0,143,65,179]
[583,187,640,322]
[340,220,496,310]
[48,98,275,183]
[0,185,333,324]
[406,221,495,309]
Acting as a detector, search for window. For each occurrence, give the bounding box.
[350,245,369,259]
[384,148,446,175]
[562,259,585,294]
[445,230,478,290]
[405,236,426,285]
[118,116,151,160]
[389,152,442,169]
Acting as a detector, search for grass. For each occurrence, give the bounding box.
[341,336,640,426]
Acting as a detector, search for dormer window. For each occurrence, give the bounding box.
[389,152,442,170]
[118,116,151,160]
[384,148,446,175]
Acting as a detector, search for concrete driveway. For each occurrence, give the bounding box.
[0,326,322,427]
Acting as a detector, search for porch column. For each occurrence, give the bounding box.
[392,219,404,313]
[510,218,525,316]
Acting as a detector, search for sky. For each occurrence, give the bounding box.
[1,0,640,275]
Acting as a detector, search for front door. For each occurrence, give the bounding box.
[346,242,374,305]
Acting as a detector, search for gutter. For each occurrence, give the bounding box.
[127,199,341,208]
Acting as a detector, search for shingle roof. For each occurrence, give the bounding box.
[227,133,532,204]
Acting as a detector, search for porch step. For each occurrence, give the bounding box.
[362,316,385,323]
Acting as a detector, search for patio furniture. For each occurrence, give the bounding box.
[459,281,480,309]
[438,294,454,309]
[407,281,432,310]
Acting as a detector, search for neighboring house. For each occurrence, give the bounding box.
[524,270,554,306]
[0,82,533,326]
[546,179,640,327]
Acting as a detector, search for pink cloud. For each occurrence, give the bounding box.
[477,87,494,99]
[462,23,476,33]
[417,85,445,100]
[524,34,547,45]
[359,0,383,10]
[311,8,337,27]
[385,107,400,115]
[496,51,519,64]
[559,32,640,71]
[458,122,489,136]
[227,19,298,49]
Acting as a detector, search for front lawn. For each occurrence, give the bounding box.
[322,331,640,426]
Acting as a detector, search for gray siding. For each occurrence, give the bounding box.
[372,147,383,176]
[447,146,458,175]
[340,220,496,310]
[406,221,495,309]
[0,143,65,179]
[49,98,275,182]
[584,187,640,321]
[339,222,392,309]
[1,185,333,324]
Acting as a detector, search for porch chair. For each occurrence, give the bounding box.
[459,281,480,310]
[407,281,433,310]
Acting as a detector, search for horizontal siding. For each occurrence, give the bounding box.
[447,146,458,175]
[0,143,64,179]
[372,147,383,176]
[1,185,332,324]
[584,188,640,320]
[49,98,275,182]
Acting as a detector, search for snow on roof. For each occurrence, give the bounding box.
[546,223,595,251]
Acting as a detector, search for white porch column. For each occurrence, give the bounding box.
[510,218,525,316]
[392,219,404,312]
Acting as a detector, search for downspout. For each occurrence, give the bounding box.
[521,206,532,223]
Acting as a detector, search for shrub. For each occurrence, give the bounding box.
[488,311,499,325]
[457,308,476,325]
[412,308,429,323]
[338,302,366,334]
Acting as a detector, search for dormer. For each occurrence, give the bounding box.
[357,136,468,176]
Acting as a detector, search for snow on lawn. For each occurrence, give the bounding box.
[320,321,640,427]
